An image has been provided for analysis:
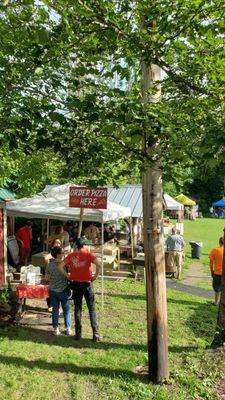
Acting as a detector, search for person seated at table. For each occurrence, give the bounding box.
[45,246,72,336]
[45,228,59,247]
[104,224,113,243]
[104,224,118,244]
[45,225,63,246]
[66,221,78,244]
[109,225,119,244]
[122,222,131,243]
[46,226,71,252]
[52,238,62,248]
[63,225,71,253]
[84,223,100,243]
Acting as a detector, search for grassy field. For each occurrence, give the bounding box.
[182,218,225,265]
[179,218,225,287]
[0,218,224,400]
[0,279,224,400]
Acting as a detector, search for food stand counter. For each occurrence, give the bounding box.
[90,244,120,268]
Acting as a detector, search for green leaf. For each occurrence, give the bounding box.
[35,28,49,45]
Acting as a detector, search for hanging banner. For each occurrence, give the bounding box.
[69,186,108,209]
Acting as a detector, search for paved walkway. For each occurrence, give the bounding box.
[167,262,213,299]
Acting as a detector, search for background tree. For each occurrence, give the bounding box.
[1,0,225,381]
[1,1,225,196]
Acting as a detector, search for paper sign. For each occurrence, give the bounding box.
[69,186,108,209]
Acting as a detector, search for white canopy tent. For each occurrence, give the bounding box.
[6,187,131,309]
[41,183,184,217]
[6,193,131,223]
[107,185,183,215]
[163,193,184,211]
[40,183,184,244]
[39,183,184,240]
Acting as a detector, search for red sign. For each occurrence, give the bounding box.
[69,186,108,209]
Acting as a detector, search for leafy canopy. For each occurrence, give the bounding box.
[0,0,225,195]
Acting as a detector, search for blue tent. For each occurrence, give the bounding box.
[212,198,225,207]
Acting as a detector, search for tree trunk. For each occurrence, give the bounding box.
[212,227,225,347]
[142,63,169,382]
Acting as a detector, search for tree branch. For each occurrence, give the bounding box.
[98,131,156,163]
[157,59,212,96]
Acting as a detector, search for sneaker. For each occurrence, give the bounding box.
[93,333,100,342]
[53,327,61,336]
[65,328,72,336]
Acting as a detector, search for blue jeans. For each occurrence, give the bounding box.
[49,288,71,329]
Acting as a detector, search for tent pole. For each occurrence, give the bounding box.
[42,219,45,251]
[130,216,134,258]
[46,219,49,252]
[101,222,104,309]
[12,216,15,235]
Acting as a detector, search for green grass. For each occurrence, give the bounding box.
[0,279,224,400]
[169,218,224,290]
[179,218,225,287]
[183,218,225,264]
[0,218,224,399]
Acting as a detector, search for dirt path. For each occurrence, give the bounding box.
[167,262,213,300]
[18,299,66,335]
[182,262,211,286]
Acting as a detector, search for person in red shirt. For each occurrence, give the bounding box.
[15,221,33,266]
[61,237,101,341]
[209,237,224,305]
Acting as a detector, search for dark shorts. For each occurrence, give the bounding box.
[212,274,222,293]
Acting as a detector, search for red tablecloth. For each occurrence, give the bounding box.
[16,284,49,299]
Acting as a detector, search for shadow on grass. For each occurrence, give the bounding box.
[201,252,210,257]
[19,321,52,327]
[187,252,209,256]
[99,292,145,301]
[168,345,199,353]
[167,280,213,299]
[25,305,50,313]
[0,325,147,351]
[168,297,217,341]
[0,323,214,356]
[168,297,206,306]
[0,354,139,381]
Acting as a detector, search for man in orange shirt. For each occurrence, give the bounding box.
[61,238,101,341]
[209,237,224,305]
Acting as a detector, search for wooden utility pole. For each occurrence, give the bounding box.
[141,62,169,382]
